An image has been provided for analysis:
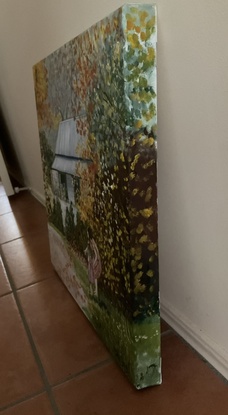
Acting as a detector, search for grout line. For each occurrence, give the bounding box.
[16,275,58,292]
[0,390,45,413]
[52,358,113,389]
[0,211,13,217]
[0,211,12,217]
[0,290,12,299]
[0,236,24,246]
[51,331,175,389]
[0,247,61,415]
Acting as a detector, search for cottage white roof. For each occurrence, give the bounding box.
[52,118,91,176]
[52,156,80,176]
[55,118,87,158]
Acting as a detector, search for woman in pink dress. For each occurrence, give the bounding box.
[85,228,102,296]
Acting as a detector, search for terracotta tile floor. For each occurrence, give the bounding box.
[0,183,227,414]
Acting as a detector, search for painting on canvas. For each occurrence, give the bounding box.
[33,4,160,389]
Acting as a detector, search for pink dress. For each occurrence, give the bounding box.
[87,239,102,283]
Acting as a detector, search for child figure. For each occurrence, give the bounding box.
[85,228,102,296]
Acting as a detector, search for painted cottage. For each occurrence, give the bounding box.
[51,117,91,222]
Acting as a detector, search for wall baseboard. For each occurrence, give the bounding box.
[161,299,228,381]
[24,186,228,383]
[30,187,45,206]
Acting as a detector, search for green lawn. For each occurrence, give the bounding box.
[88,293,161,389]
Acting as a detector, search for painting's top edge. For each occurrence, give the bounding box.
[122,3,157,6]
[122,3,157,11]
[33,2,156,67]
[122,3,157,43]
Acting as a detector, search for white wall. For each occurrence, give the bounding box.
[0,0,228,379]
[0,150,14,196]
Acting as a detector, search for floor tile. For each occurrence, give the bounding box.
[0,256,11,296]
[0,212,22,244]
[2,231,57,289]
[8,192,47,237]
[9,191,42,213]
[53,333,228,415]
[13,203,47,236]
[0,294,44,408]
[161,319,171,333]
[0,195,12,215]
[1,393,54,415]
[18,278,111,385]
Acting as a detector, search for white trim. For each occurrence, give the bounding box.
[30,187,46,206]
[161,299,228,381]
[0,150,14,196]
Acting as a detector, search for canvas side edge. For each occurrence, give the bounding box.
[30,186,46,206]
[122,3,161,389]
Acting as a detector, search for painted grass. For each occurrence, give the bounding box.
[65,245,161,388]
[71,254,88,288]
[48,223,161,388]
[88,294,161,388]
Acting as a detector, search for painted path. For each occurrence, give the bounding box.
[48,224,88,310]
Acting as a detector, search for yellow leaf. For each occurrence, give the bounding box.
[135,245,142,256]
[140,10,149,25]
[130,138,136,147]
[136,271,143,279]
[135,254,141,261]
[134,283,146,294]
[127,33,140,49]
[148,242,157,251]
[132,188,139,196]
[140,31,146,41]
[147,47,155,62]
[130,153,140,170]
[146,222,154,232]
[147,16,156,30]
[136,223,144,234]
[127,20,135,30]
[145,189,152,203]
[139,234,148,243]
[143,137,154,146]
[147,270,154,277]
[140,207,153,218]
[135,119,143,129]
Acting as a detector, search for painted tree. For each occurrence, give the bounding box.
[50,198,64,234]
[65,202,76,243]
[33,60,61,133]
[45,41,76,120]
[74,212,88,256]
[88,6,158,320]
[124,6,158,320]
[79,10,132,313]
